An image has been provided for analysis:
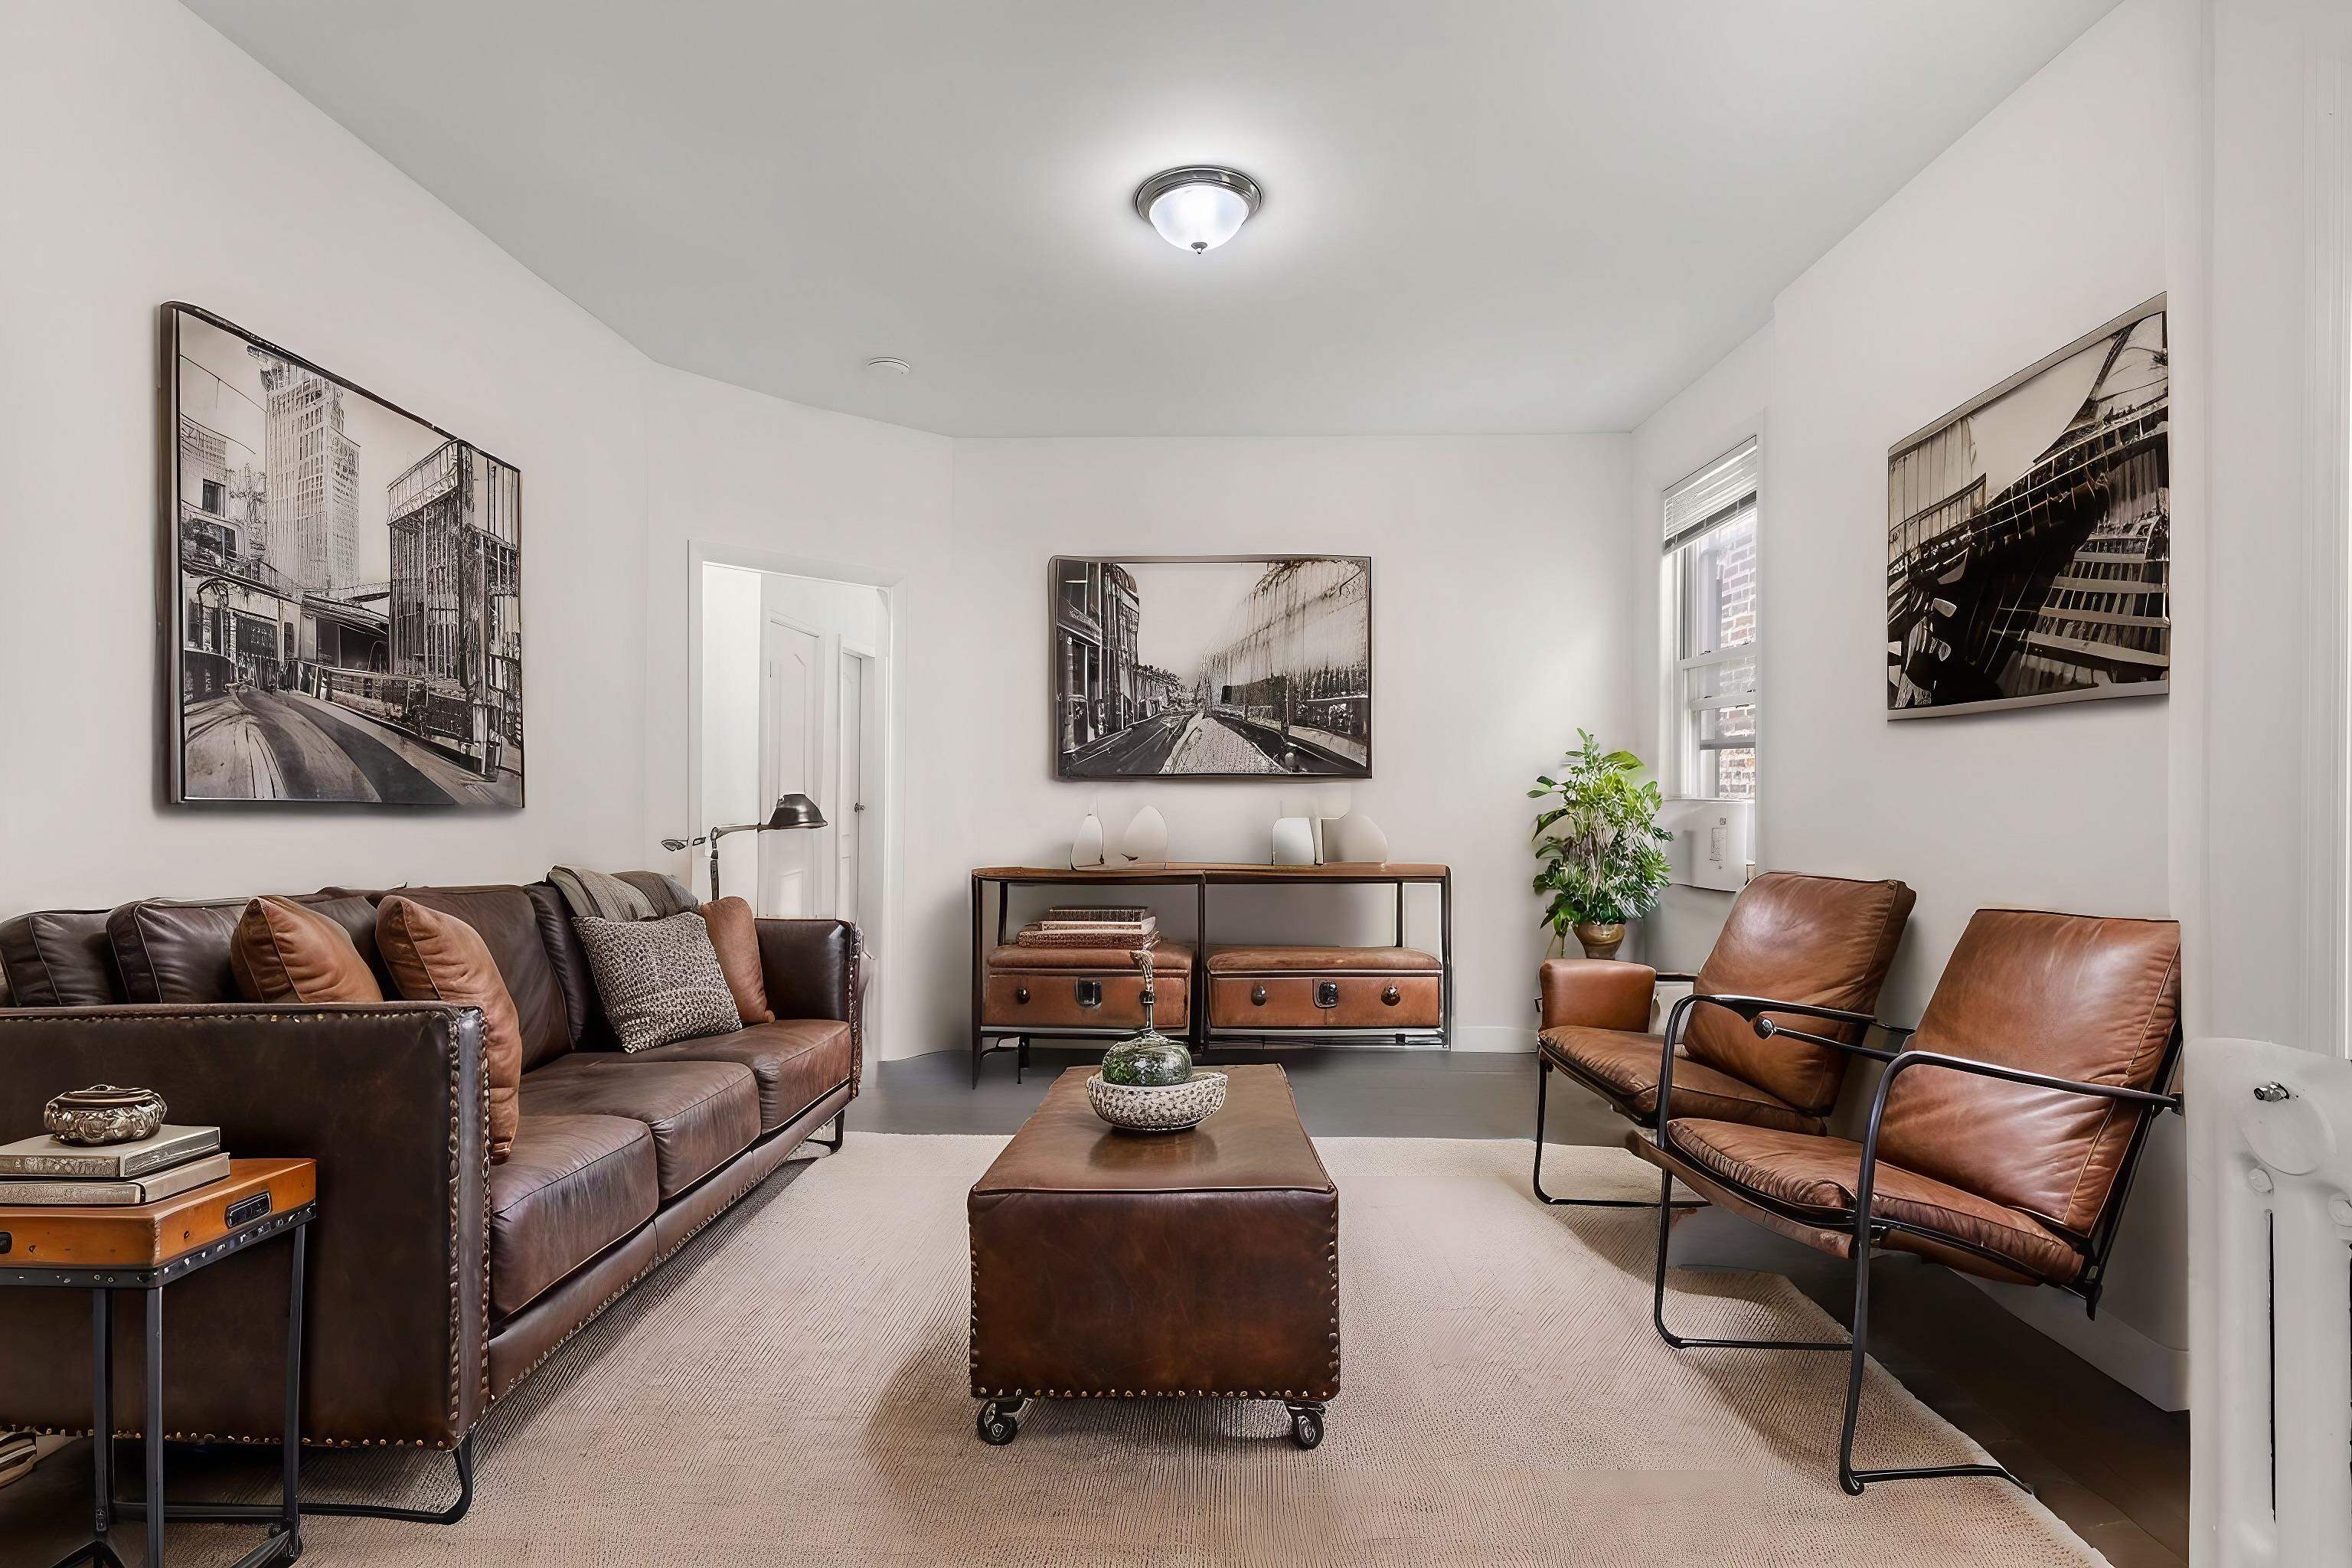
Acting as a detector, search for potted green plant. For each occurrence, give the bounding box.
[1529,730,1674,959]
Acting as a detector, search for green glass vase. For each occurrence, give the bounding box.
[1100,950,1192,1087]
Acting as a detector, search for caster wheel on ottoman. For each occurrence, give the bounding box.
[1287,1403,1325,1450]
[977,1400,1023,1446]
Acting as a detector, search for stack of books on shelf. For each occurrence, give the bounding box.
[0,1124,230,1207]
[1015,906,1159,949]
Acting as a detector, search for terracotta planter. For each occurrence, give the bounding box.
[1573,920,1626,961]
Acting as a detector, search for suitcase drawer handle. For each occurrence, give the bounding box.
[1075,980,1102,1009]
[1014,986,1031,1005]
[1251,985,1268,1006]
[1382,985,1401,1006]
[1315,981,1341,1009]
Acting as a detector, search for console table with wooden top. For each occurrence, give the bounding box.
[969,862,1452,1083]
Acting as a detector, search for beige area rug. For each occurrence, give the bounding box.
[255,1136,2100,1565]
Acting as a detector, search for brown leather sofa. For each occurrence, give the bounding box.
[1532,871,1915,1207]
[0,880,859,1513]
[1632,907,2183,1495]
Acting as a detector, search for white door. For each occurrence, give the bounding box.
[836,651,867,922]
[759,617,822,917]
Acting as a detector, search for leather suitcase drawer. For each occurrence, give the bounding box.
[984,972,1191,1031]
[1209,973,1439,1030]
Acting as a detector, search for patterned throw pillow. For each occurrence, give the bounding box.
[573,911,743,1052]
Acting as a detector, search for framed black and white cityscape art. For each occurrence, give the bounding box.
[164,302,524,805]
[1886,294,2169,719]
[1050,554,1372,779]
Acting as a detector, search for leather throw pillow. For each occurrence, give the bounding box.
[377,895,522,1164]
[229,895,384,1005]
[697,897,773,1025]
[573,911,743,1053]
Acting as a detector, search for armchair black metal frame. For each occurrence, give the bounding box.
[1642,991,2185,1496]
[1530,972,1707,1211]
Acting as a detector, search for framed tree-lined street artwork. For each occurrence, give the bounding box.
[1886,295,2169,719]
[1050,554,1372,779]
[165,303,524,804]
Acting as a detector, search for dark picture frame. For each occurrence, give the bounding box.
[162,302,525,805]
[1886,294,2170,719]
[1050,554,1373,779]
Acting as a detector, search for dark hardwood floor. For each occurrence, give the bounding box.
[871,1044,2188,1566]
[0,1045,2187,1564]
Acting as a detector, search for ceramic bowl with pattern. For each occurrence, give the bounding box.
[1085,1070,1227,1132]
[43,1084,168,1147]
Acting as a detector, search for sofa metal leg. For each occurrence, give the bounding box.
[1531,1056,1700,1210]
[1650,1165,1847,1354]
[1834,1235,2031,1497]
[807,1109,845,1153]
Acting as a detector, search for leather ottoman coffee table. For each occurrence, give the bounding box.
[968,1063,1339,1449]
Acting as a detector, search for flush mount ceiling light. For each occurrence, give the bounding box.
[1133,165,1263,254]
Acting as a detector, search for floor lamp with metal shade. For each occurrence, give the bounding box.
[663,793,828,903]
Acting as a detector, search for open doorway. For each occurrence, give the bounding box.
[697,558,892,1036]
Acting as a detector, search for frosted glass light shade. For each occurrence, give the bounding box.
[1134,167,1263,254]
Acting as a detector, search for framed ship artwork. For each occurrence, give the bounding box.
[162,302,524,804]
[1886,294,2169,719]
[1050,554,1373,779]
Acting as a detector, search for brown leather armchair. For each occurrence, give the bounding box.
[1533,871,1915,1207]
[1632,907,2183,1495]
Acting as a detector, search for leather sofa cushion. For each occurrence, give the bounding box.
[0,909,119,1005]
[521,1056,760,1198]
[1663,1118,2085,1284]
[631,1019,854,1132]
[1685,872,1915,1116]
[488,1112,658,1320]
[378,897,524,1164]
[528,881,612,1053]
[391,885,577,1070]
[1882,909,2182,1238]
[698,898,774,1025]
[1540,1026,1821,1134]
[230,896,384,1004]
[108,894,381,1004]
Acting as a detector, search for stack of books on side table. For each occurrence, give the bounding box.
[0,1124,229,1205]
[1017,906,1159,949]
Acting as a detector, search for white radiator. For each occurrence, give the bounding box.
[2189,1037,2352,1566]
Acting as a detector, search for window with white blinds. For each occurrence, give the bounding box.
[1663,439,1759,801]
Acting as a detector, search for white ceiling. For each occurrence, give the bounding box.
[185,1,2118,438]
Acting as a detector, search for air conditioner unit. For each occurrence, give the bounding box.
[1657,798,1753,893]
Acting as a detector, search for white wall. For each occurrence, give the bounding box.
[0,0,655,907]
[1624,0,2191,1402]
[940,437,1635,1055]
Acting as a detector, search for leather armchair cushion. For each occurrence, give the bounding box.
[1538,959,1656,1033]
[1685,872,1916,1116]
[488,1112,658,1319]
[1663,1118,2085,1284]
[520,1056,760,1199]
[0,909,119,1005]
[230,896,384,1004]
[1882,909,2182,1238]
[698,898,774,1024]
[108,894,381,1004]
[629,1019,853,1132]
[378,896,524,1164]
[1540,1026,1821,1134]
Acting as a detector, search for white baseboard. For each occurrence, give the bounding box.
[1451,1024,1537,1054]
[1964,1276,2189,1411]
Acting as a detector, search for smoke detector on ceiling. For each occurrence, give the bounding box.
[864,357,911,375]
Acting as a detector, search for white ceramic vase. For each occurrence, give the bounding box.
[1120,805,1169,865]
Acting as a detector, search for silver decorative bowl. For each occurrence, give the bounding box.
[1086,1070,1227,1132]
[43,1084,168,1147]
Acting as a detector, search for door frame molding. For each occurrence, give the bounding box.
[686,540,900,1060]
